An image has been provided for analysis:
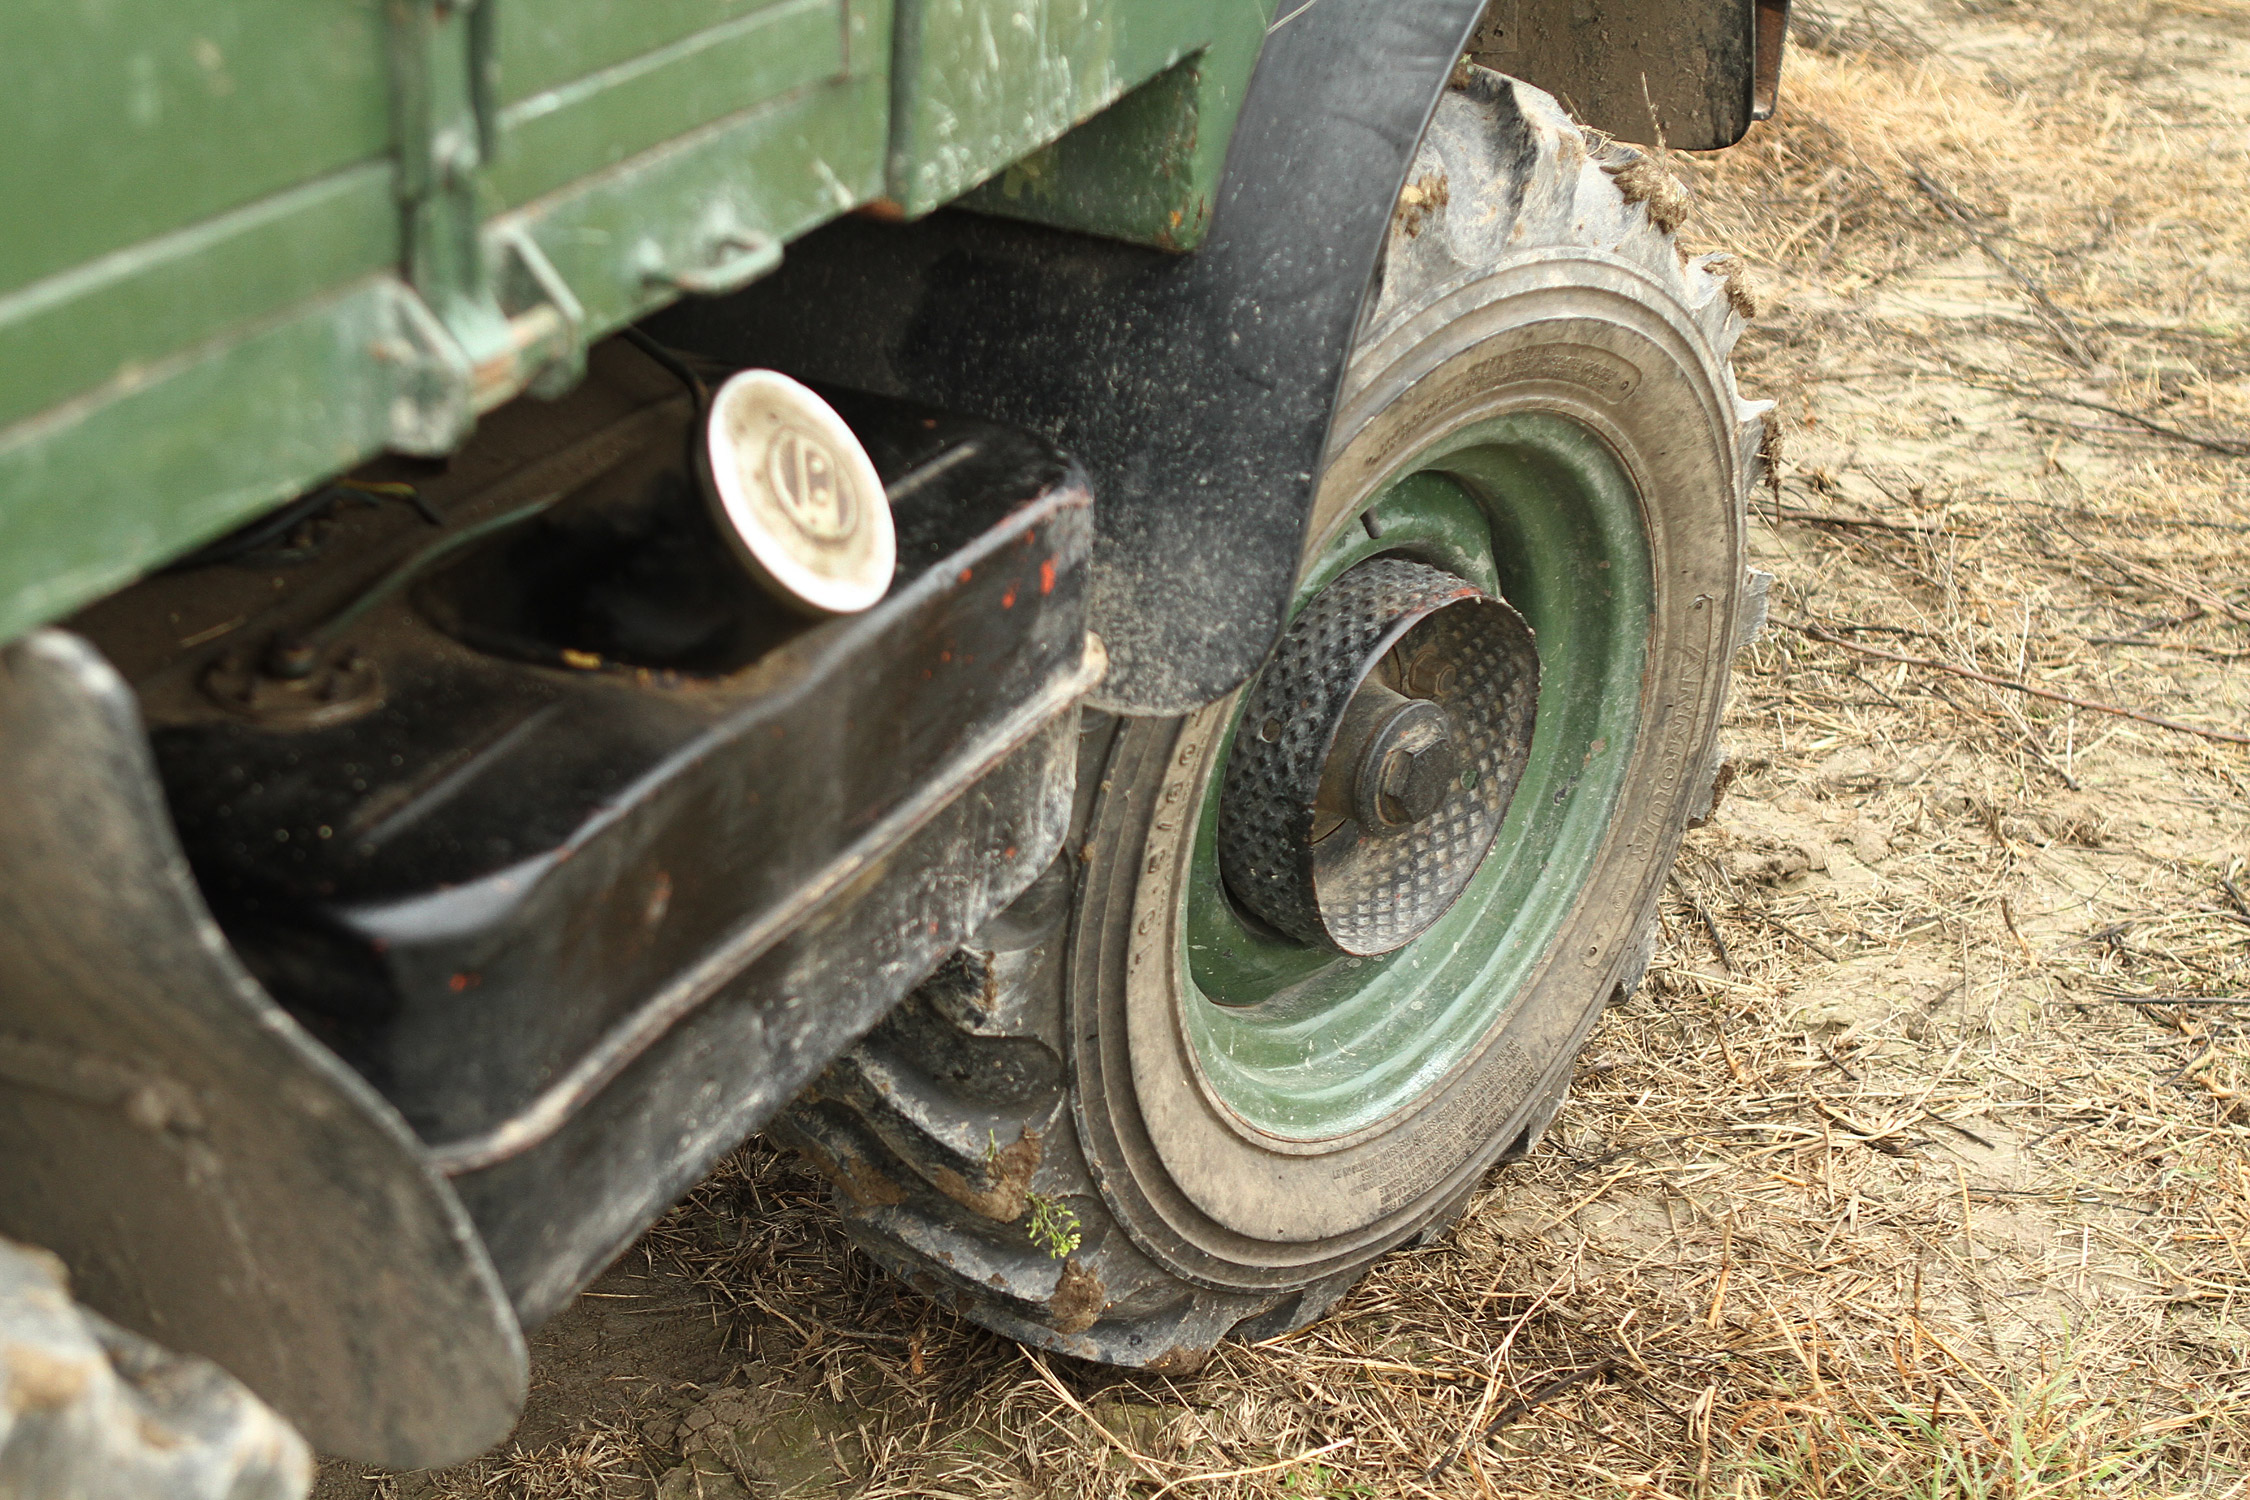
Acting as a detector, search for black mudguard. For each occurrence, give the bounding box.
[651,0,1493,715]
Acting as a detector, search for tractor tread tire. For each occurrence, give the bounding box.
[773,69,1765,1370]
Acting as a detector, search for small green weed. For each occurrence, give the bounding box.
[1023,1191,1082,1259]
[1279,1464,1374,1498]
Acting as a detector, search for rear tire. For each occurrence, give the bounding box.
[773,70,1769,1367]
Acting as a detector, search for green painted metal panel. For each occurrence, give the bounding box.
[490,0,851,209]
[960,42,1221,249]
[885,0,1266,220]
[0,0,1295,646]
[497,0,802,104]
[0,53,893,646]
[0,164,398,434]
[511,74,889,336]
[0,0,390,295]
[0,280,436,647]
[968,59,1206,246]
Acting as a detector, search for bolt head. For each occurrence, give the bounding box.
[1379,736,1459,823]
[1351,697,1455,831]
[1403,650,1459,698]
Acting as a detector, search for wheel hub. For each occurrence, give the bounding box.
[1217,556,1539,956]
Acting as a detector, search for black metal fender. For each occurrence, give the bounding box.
[8,382,1103,1467]
[649,0,1493,715]
[0,631,526,1469]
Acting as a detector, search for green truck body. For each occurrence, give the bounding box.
[0,0,1270,648]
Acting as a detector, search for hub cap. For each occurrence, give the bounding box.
[1177,417,1653,1140]
[1216,559,1538,955]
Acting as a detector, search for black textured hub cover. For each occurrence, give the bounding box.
[1217,557,1538,955]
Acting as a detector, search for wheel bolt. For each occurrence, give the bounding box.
[1375,732,1458,824]
[1403,650,1457,698]
[1349,694,1455,831]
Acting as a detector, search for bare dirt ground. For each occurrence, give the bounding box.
[320,3,2250,1495]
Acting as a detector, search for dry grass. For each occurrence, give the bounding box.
[331,4,2250,1496]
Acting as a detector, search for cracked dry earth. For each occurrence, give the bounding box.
[320,3,2250,1496]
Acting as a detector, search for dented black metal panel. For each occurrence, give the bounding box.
[458,715,1078,1325]
[144,393,1097,1165]
[0,631,526,1469]
[1470,0,1781,150]
[648,0,1492,716]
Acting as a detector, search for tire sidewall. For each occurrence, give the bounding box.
[1069,247,1747,1290]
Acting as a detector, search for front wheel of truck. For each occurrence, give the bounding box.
[775,70,1771,1366]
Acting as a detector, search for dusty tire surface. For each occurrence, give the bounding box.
[0,1234,312,1500]
[775,70,1770,1368]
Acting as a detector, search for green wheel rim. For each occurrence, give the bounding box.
[1179,414,1652,1140]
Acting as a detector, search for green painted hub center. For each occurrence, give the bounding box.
[1179,414,1652,1141]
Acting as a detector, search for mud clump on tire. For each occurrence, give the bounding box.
[1601,145,1695,237]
